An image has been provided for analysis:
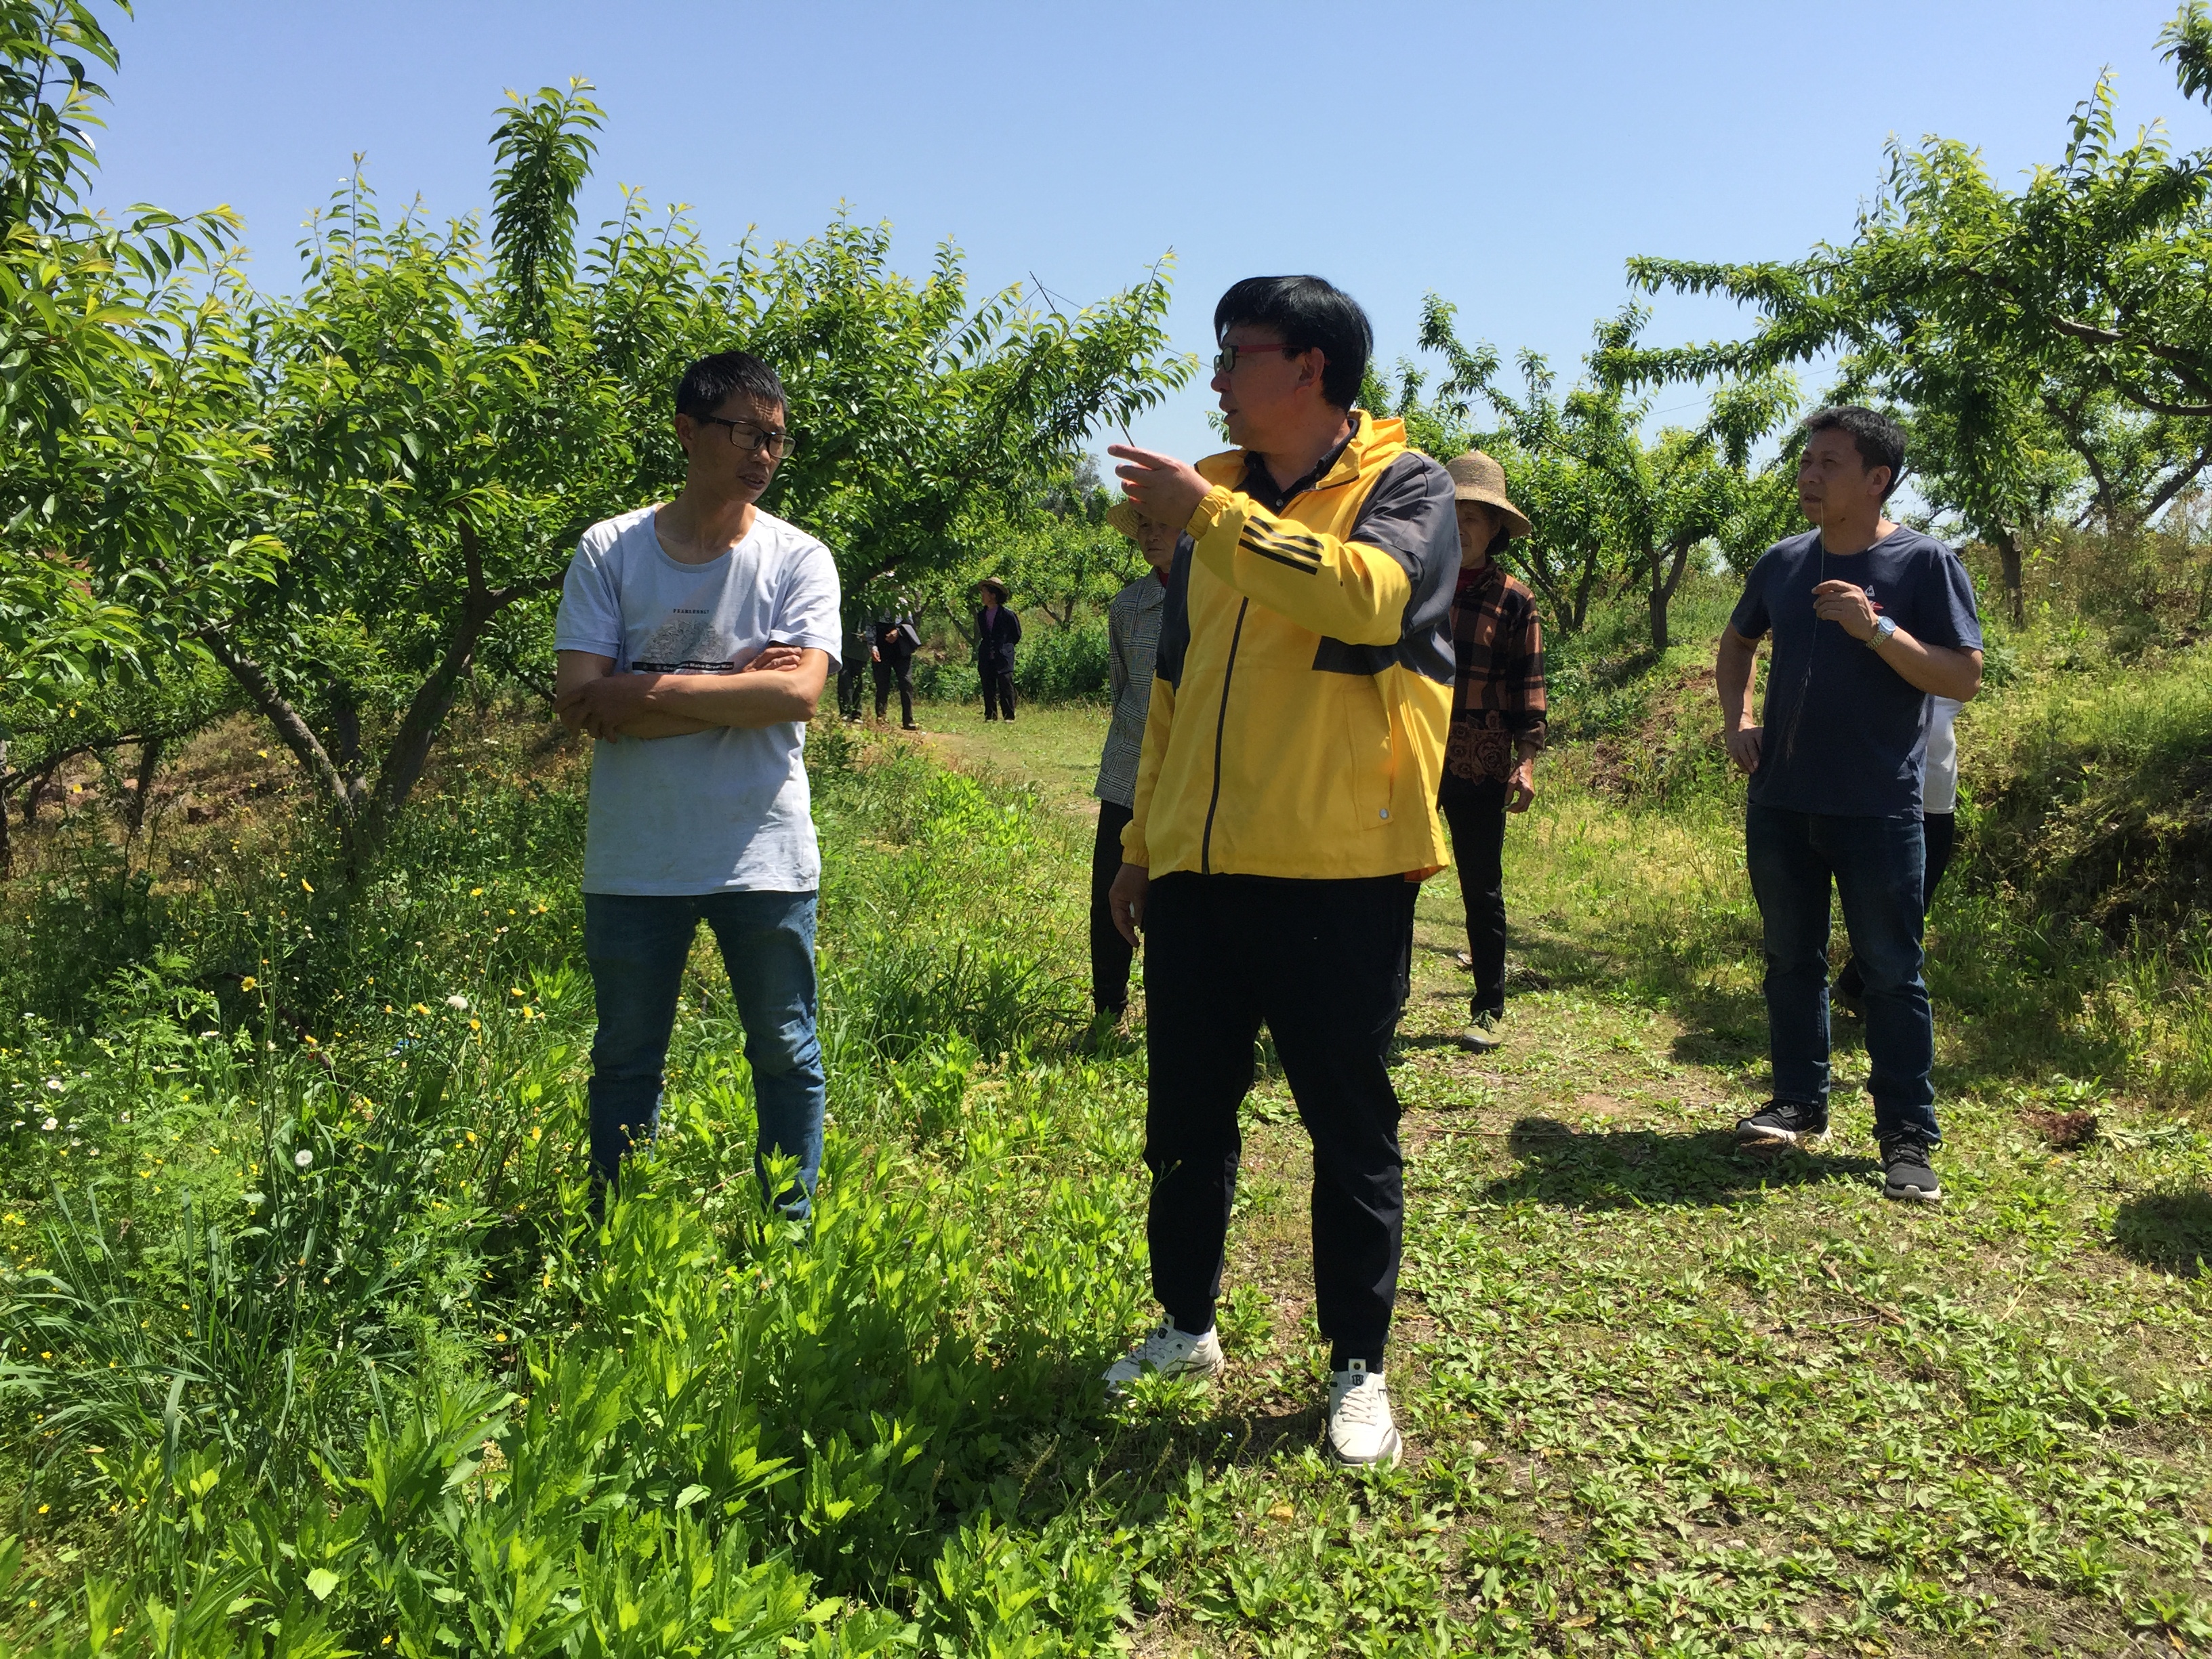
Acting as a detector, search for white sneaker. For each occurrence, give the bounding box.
[1102,1320,1224,1394]
[1326,1359,1402,1467]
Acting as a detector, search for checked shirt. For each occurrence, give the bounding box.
[1443,560,1546,786]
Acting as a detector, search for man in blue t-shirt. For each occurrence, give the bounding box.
[1717,407,1983,1204]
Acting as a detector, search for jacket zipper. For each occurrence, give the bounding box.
[1200,597,1250,874]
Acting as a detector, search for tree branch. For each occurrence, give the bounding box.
[201,630,360,830]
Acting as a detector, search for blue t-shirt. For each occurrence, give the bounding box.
[1729,527,1982,817]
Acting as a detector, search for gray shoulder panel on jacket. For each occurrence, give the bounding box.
[1311,452,1459,683]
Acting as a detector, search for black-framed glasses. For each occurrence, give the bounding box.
[697,414,796,460]
[1212,341,1294,375]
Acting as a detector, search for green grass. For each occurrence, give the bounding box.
[0,674,2206,1656]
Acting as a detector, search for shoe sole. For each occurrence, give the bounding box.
[1883,1179,1942,1204]
[1103,1353,1225,1397]
[1736,1127,1829,1153]
[1328,1426,1403,1469]
[1458,1031,1503,1053]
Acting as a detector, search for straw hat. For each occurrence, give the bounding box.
[976,575,1010,598]
[1105,499,1143,541]
[1445,451,1532,539]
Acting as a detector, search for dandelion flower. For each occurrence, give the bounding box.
[241,976,259,992]
[470,887,484,897]
[300,878,314,893]
[445,994,470,1010]
[294,1149,314,1169]
[510,987,524,998]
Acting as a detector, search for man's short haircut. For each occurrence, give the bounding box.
[1213,275,1372,410]
[1802,405,1906,499]
[676,350,787,422]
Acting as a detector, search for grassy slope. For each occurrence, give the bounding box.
[0,681,2205,1655]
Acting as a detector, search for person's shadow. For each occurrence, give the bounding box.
[1475,1115,1877,1210]
[2112,1188,2212,1277]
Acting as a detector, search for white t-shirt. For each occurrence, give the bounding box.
[1923,695,1963,815]
[554,504,842,895]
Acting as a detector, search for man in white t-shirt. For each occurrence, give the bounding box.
[553,350,842,1215]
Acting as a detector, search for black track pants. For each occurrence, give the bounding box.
[1142,871,1413,1369]
[1090,801,1135,1015]
[1441,779,1509,1018]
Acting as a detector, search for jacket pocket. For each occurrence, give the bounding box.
[1343,675,1396,832]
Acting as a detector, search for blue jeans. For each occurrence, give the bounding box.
[1744,804,1940,1142]
[583,889,827,1212]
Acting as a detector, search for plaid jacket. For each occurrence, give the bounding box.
[1443,560,1546,786]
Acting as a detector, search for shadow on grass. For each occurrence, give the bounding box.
[2112,1188,2212,1277]
[1481,1115,1877,1210]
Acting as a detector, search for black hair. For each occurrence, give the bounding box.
[1212,275,1372,410]
[675,350,787,422]
[1801,405,1906,499]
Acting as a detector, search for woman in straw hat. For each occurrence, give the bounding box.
[1439,450,1546,1052]
[1090,499,1179,1025]
[973,576,1022,721]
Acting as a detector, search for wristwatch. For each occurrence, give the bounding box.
[1868,615,1899,649]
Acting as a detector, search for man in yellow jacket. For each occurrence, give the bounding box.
[1103,275,1458,1468]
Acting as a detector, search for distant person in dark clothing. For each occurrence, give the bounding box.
[975,577,1021,721]
[1437,451,1546,1054]
[1090,501,1176,1023]
[837,617,869,722]
[871,603,921,730]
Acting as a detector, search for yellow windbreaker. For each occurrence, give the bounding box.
[1122,411,1460,881]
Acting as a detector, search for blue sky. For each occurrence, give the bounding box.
[87,0,2199,470]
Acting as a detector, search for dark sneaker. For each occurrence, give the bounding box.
[1734,1100,1829,1151]
[1831,977,1865,1020]
[1879,1132,1942,1204]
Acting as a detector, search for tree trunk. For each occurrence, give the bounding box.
[124,735,163,836]
[1647,538,1698,653]
[328,679,361,771]
[352,591,501,869]
[1991,526,2025,626]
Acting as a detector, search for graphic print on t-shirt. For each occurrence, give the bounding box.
[553,502,844,894]
[632,607,741,674]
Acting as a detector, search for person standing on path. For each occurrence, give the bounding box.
[1437,451,1546,1054]
[1717,406,1982,1206]
[554,350,842,1218]
[871,600,921,730]
[1835,692,1963,1016]
[837,611,869,723]
[975,577,1021,721]
[1102,274,1458,1469]
[1088,499,1177,1026]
